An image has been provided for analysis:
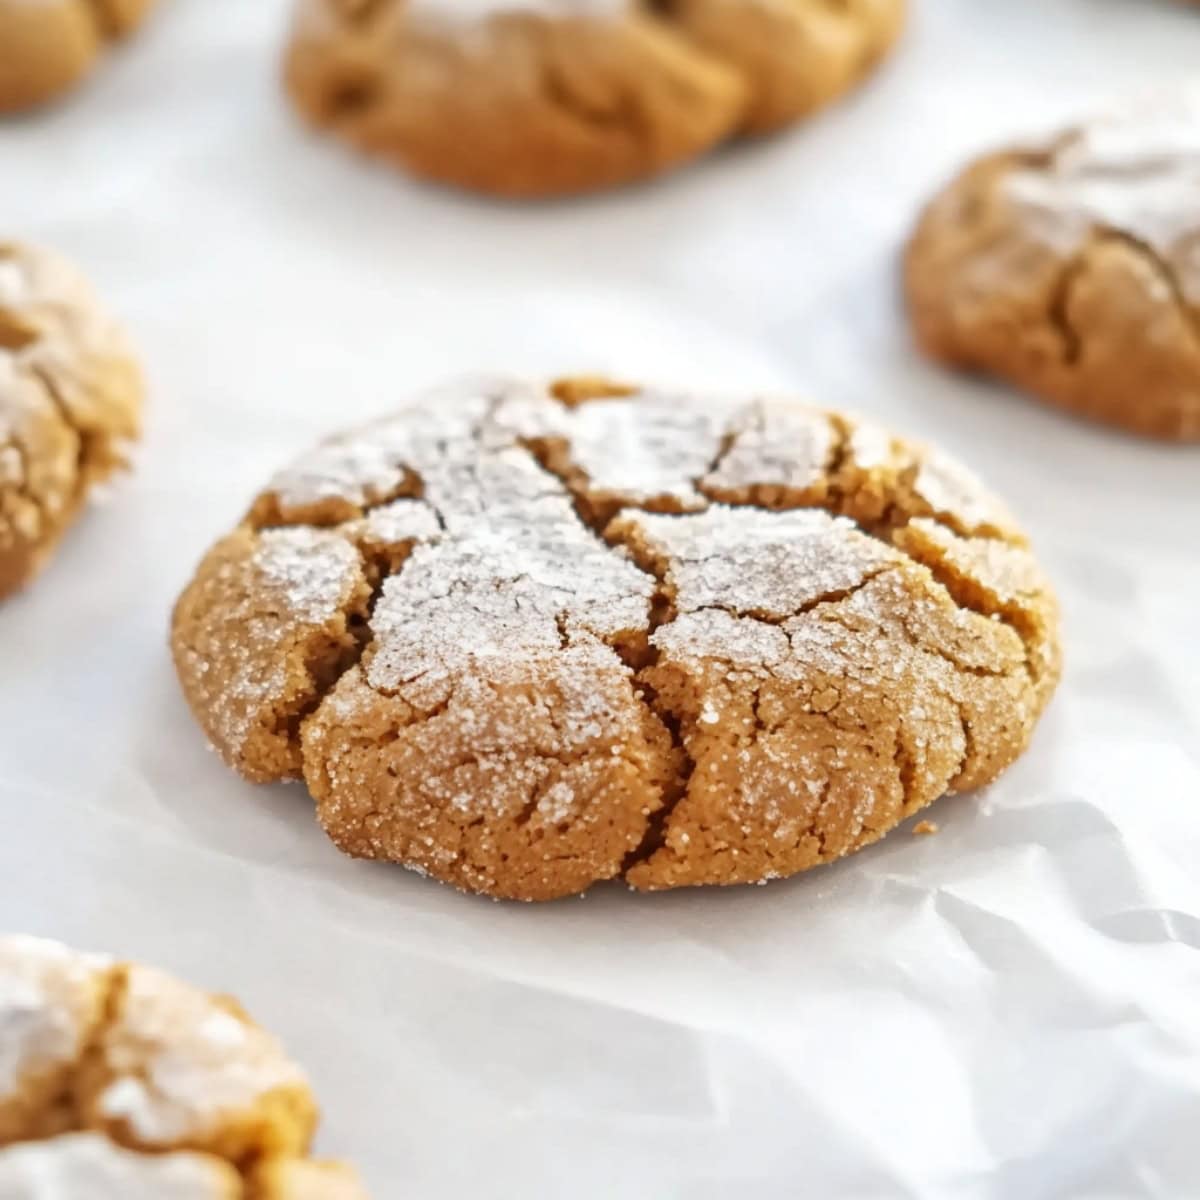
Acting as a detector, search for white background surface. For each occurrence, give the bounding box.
[2,1,1199,1196]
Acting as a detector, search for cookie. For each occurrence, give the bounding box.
[282,0,904,197]
[0,241,142,601]
[905,92,1200,441]
[0,935,368,1197]
[172,376,1060,902]
[0,0,157,114]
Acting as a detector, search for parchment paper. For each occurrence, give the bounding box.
[2,0,1198,1195]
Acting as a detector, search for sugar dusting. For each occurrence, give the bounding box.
[96,964,309,1145]
[0,935,110,1104]
[0,1132,237,1198]
[1004,89,1200,304]
[623,505,896,622]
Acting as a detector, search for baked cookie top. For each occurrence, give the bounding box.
[0,0,158,113]
[0,241,142,600]
[0,935,368,1197]
[905,91,1200,441]
[173,376,1060,902]
[283,0,904,196]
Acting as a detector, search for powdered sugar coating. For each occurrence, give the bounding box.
[703,398,836,495]
[365,444,652,699]
[1003,90,1200,304]
[254,528,363,624]
[94,964,310,1148]
[912,451,1016,537]
[0,936,110,1115]
[0,1133,239,1199]
[495,387,727,512]
[358,498,443,548]
[624,505,897,620]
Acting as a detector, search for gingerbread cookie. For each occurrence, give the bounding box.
[905,92,1200,441]
[0,241,142,601]
[0,0,157,114]
[172,376,1060,902]
[0,935,369,1197]
[282,0,904,197]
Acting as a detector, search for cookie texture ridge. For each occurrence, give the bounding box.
[0,0,157,113]
[0,241,142,601]
[905,91,1200,441]
[282,0,904,197]
[172,376,1061,902]
[0,934,370,1198]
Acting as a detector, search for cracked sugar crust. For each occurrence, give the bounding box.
[0,936,369,1199]
[905,91,1200,441]
[172,375,1060,901]
[0,0,157,113]
[281,0,904,198]
[0,242,142,601]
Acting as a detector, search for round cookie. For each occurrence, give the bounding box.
[282,0,905,197]
[0,241,142,601]
[0,934,369,1197]
[172,376,1060,902]
[0,0,157,114]
[905,92,1200,441]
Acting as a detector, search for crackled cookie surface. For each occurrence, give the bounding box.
[0,242,142,600]
[283,0,904,197]
[0,935,368,1198]
[906,92,1200,441]
[173,376,1060,901]
[0,0,157,113]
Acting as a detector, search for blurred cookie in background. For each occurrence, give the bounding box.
[0,933,370,1197]
[0,241,142,602]
[0,0,157,113]
[282,0,904,198]
[906,92,1200,442]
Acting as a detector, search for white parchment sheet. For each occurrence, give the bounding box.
[2,1,1198,1195]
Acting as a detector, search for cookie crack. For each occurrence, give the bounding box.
[0,305,39,353]
[500,433,697,874]
[0,431,42,540]
[1098,226,1200,350]
[816,597,1014,681]
[896,537,1045,684]
[272,552,387,748]
[521,411,1036,692]
[686,564,894,628]
[536,60,652,156]
[79,0,121,40]
[595,520,695,876]
[51,960,128,1138]
[1046,253,1086,365]
[28,363,94,480]
[946,694,973,792]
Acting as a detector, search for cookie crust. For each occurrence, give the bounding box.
[282,0,905,197]
[0,242,142,601]
[0,0,157,113]
[172,376,1060,902]
[0,935,368,1198]
[905,93,1200,441]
